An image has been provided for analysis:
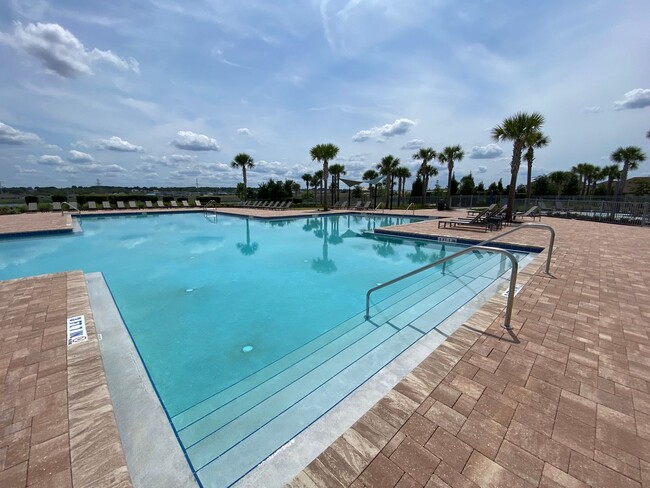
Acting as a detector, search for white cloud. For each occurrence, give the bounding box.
[71,140,89,148]
[37,154,65,165]
[0,122,41,145]
[468,144,503,159]
[98,136,144,152]
[237,128,252,136]
[172,131,220,151]
[83,163,128,174]
[67,149,94,163]
[613,88,650,110]
[15,164,40,174]
[583,106,601,113]
[45,144,62,151]
[477,166,488,174]
[0,22,139,78]
[140,155,176,167]
[401,139,425,150]
[170,154,197,163]
[352,118,416,142]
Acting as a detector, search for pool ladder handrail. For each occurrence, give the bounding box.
[62,201,81,215]
[365,245,519,329]
[406,203,415,215]
[203,200,218,213]
[375,202,384,213]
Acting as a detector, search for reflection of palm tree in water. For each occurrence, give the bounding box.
[407,242,429,264]
[328,216,343,245]
[373,239,395,258]
[236,219,258,256]
[312,217,337,274]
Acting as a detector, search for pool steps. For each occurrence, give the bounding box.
[171,252,513,484]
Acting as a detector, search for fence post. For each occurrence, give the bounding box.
[644,202,649,227]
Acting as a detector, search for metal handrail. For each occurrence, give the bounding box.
[375,202,384,213]
[365,245,519,329]
[62,201,81,215]
[203,200,217,213]
[406,203,415,215]
[476,223,555,275]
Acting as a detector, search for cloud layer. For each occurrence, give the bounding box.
[172,131,220,151]
[353,118,416,142]
[0,122,41,145]
[468,144,503,159]
[613,88,650,110]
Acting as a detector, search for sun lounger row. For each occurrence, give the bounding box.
[239,201,293,210]
[82,199,204,210]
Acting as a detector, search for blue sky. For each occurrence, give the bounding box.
[1,0,648,189]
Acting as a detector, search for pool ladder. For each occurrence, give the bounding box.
[364,223,555,330]
[62,201,81,215]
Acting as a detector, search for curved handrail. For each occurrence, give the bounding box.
[476,223,555,275]
[406,203,415,215]
[203,200,217,213]
[62,201,81,215]
[365,245,519,329]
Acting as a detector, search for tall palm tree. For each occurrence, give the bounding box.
[310,143,339,210]
[438,145,465,209]
[491,111,545,219]
[522,131,550,198]
[583,164,600,195]
[413,147,437,207]
[600,164,620,195]
[231,153,255,200]
[376,155,400,209]
[571,163,591,196]
[611,146,647,197]
[329,163,346,203]
[302,172,312,197]
[394,166,412,206]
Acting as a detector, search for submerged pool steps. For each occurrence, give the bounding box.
[169,251,514,485]
[171,251,495,430]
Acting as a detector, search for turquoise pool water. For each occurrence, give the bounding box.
[0,212,524,486]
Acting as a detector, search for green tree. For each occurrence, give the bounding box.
[548,171,568,196]
[611,146,646,197]
[412,148,437,207]
[394,166,412,206]
[231,153,255,200]
[492,111,545,219]
[459,172,475,195]
[376,155,400,209]
[438,145,465,209]
[523,131,550,197]
[310,143,340,210]
[312,170,324,204]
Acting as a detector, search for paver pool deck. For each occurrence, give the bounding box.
[1,208,649,488]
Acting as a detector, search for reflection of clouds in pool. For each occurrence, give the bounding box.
[183,235,226,255]
[0,243,60,270]
[118,236,148,249]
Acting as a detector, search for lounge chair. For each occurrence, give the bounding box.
[181,200,189,207]
[52,202,62,211]
[281,201,293,211]
[145,201,153,208]
[358,201,372,211]
[467,203,496,216]
[514,205,541,221]
[128,201,138,209]
[438,206,499,232]
[170,201,178,208]
[267,202,281,210]
[27,202,38,212]
[117,201,126,209]
[332,201,342,209]
[352,200,362,209]
[195,199,202,207]
[157,200,165,208]
[87,201,97,210]
[102,201,112,210]
[272,201,288,210]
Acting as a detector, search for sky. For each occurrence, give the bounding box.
[0,0,649,189]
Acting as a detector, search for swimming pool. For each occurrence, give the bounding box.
[0,212,526,486]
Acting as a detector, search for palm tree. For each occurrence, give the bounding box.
[572,163,591,196]
[600,164,620,195]
[394,166,412,206]
[522,131,550,198]
[548,171,568,197]
[583,164,600,195]
[376,155,400,209]
[438,145,465,209]
[312,170,324,205]
[231,153,255,200]
[302,173,312,197]
[491,112,545,219]
[363,169,379,206]
[310,143,339,211]
[413,148,437,207]
[611,146,647,197]
[329,163,346,203]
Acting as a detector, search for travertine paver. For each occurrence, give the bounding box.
[0,271,131,488]
[289,215,650,488]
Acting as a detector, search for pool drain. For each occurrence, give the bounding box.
[242,345,254,353]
